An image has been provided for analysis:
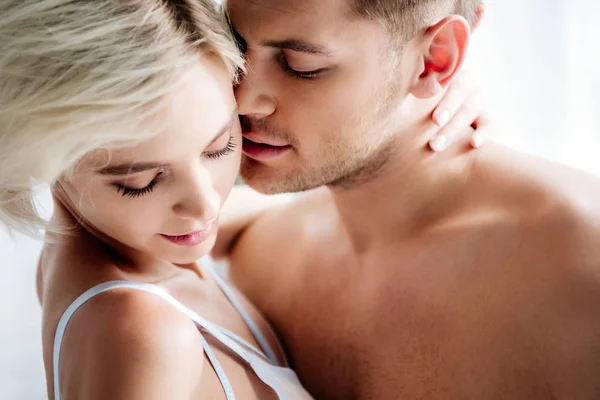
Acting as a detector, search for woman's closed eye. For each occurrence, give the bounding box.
[204,130,236,160]
[110,130,236,198]
[113,171,164,198]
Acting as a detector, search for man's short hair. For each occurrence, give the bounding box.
[350,0,482,43]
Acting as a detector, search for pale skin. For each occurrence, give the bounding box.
[217,1,600,399]
[35,41,484,400]
[39,58,289,400]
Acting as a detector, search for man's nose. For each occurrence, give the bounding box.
[234,54,277,118]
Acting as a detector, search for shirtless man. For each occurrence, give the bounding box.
[219,0,600,399]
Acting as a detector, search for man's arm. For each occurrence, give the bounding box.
[211,186,296,260]
[226,187,334,316]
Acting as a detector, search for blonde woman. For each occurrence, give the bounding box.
[0,1,486,399]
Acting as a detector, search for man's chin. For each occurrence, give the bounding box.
[240,167,302,194]
[239,157,288,194]
[241,158,337,194]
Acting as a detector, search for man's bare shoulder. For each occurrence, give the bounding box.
[477,144,600,217]
[473,143,600,280]
[229,186,336,310]
[443,146,600,393]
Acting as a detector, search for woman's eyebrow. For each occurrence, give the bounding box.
[97,162,167,176]
[98,108,238,176]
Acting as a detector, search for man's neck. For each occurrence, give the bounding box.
[328,103,476,253]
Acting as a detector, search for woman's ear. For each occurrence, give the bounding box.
[410,15,471,99]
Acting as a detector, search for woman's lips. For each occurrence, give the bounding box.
[160,223,215,247]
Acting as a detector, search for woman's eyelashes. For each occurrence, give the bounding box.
[204,134,236,159]
[112,134,237,198]
[113,172,163,198]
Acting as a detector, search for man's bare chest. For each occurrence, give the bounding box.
[267,253,569,400]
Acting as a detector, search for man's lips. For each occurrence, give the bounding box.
[242,131,290,147]
[242,131,292,162]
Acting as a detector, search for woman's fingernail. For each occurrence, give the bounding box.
[435,109,450,126]
[429,135,448,152]
[471,133,483,148]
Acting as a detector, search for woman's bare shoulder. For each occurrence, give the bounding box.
[53,286,205,400]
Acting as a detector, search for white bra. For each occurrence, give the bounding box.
[52,265,313,399]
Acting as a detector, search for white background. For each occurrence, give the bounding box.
[1,1,599,398]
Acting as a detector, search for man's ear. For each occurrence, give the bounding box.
[410,15,470,99]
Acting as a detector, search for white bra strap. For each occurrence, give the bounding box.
[53,281,251,400]
[206,266,289,367]
[200,334,236,400]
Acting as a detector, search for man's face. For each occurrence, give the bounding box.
[228,0,414,193]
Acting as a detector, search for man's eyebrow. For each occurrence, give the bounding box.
[262,39,329,55]
[98,108,238,176]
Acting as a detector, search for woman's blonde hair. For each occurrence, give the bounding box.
[0,0,244,235]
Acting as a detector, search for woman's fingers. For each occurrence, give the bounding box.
[430,88,485,151]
